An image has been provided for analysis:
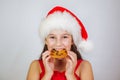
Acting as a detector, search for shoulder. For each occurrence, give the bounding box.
[79,60,93,73]
[31,60,42,73]
[26,60,41,80]
[29,60,41,71]
[30,60,40,67]
[79,60,94,80]
[80,60,92,69]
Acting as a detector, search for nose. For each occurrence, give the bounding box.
[56,38,62,46]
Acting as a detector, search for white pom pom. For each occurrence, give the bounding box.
[78,40,93,53]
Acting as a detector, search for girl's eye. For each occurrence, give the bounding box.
[49,36,55,39]
[63,36,68,38]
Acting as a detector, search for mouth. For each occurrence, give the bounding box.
[53,48,65,51]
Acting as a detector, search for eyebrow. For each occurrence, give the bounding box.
[48,33,71,36]
[47,34,54,36]
[63,33,71,36]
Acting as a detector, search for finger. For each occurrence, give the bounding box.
[67,51,77,63]
[66,58,73,66]
[46,56,51,62]
[68,51,77,60]
[42,53,52,66]
[42,51,53,62]
[42,51,50,61]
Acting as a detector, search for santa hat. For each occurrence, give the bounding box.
[39,6,93,53]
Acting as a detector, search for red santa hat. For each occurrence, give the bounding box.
[39,6,93,53]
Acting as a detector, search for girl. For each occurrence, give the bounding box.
[27,6,94,80]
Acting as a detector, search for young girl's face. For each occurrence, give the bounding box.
[45,29,73,51]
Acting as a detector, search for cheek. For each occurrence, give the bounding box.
[63,40,72,50]
[46,41,55,50]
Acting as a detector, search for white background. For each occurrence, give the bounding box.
[0,0,120,80]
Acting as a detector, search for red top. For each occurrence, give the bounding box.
[39,59,83,80]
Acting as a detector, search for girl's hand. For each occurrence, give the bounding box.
[65,51,77,75]
[42,51,54,75]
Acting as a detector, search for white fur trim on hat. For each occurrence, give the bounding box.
[78,40,93,53]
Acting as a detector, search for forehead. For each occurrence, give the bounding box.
[48,29,71,35]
